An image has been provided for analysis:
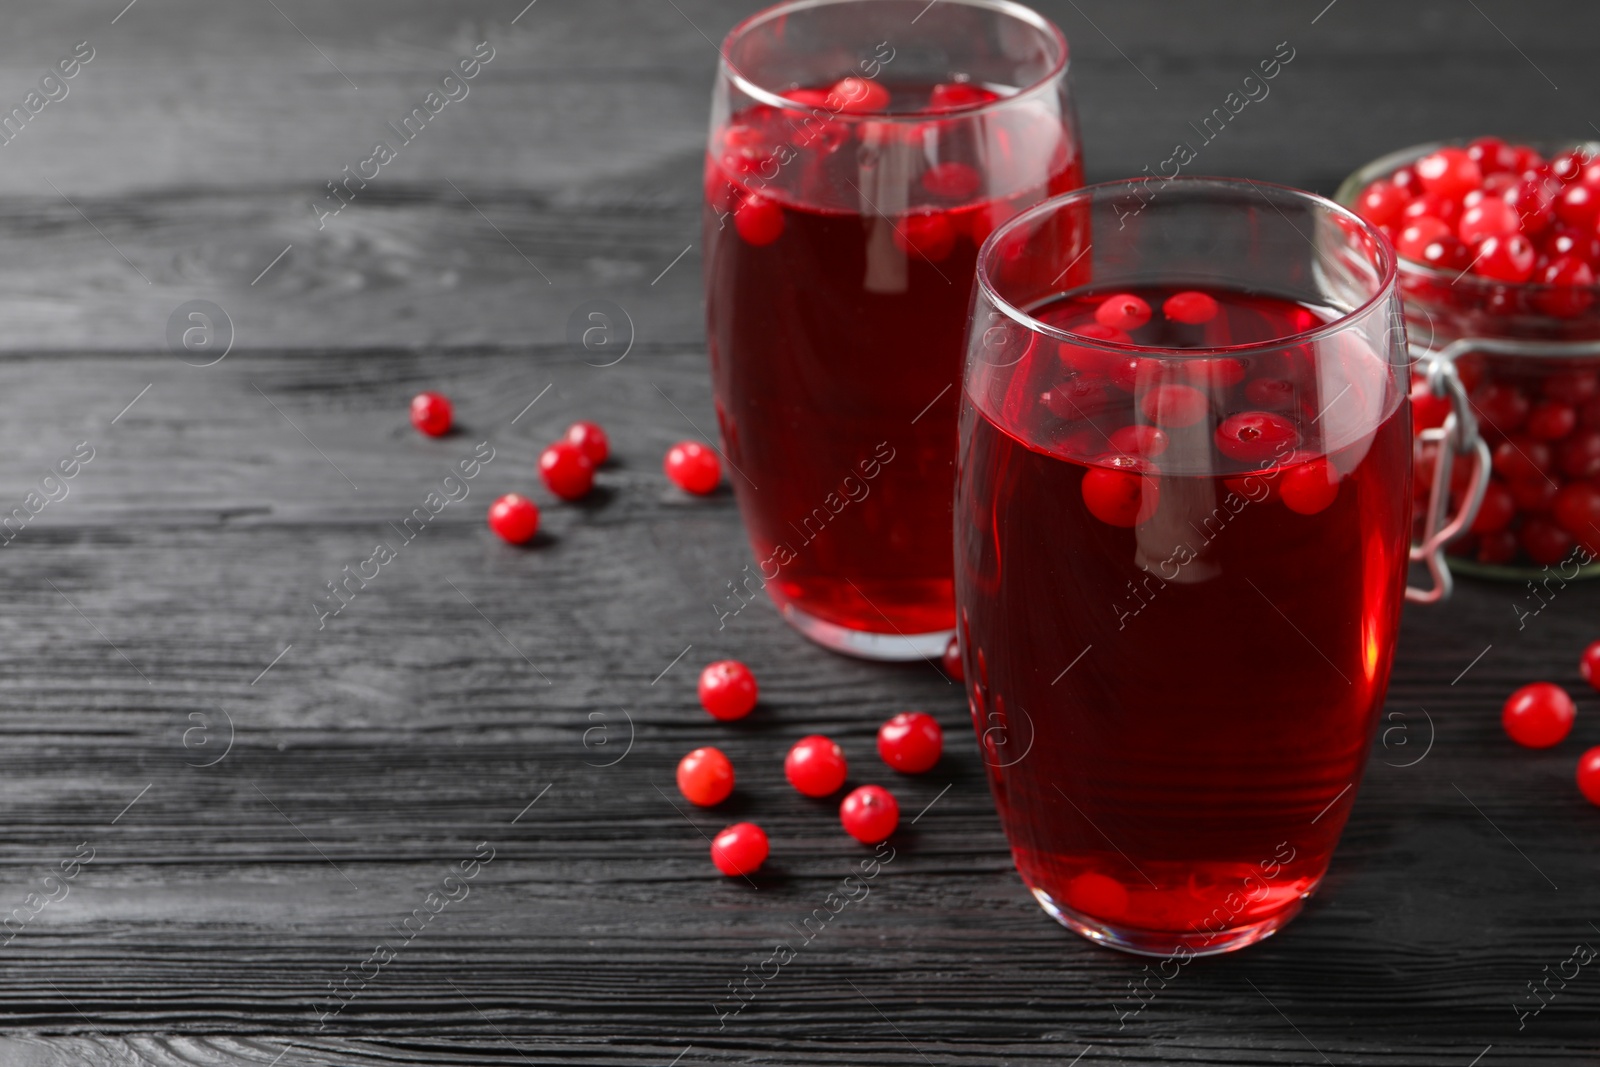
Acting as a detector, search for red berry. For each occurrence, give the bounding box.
[1471,233,1537,283]
[1416,147,1482,200]
[921,161,981,199]
[1552,149,1591,185]
[1216,411,1300,463]
[928,82,999,111]
[1558,183,1600,230]
[941,635,963,680]
[1553,482,1600,540]
[698,660,758,721]
[1470,480,1516,534]
[565,421,610,466]
[1396,218,1452,262]
[1543,228,1600,267]
[1279,457,1341,515]
[1546,369,1600,404]
[1491,437,1551,482]
[1409,376,1451,430]
[1476,383,1531,435]
[735,195,785,246]
[1578,747,1600,807]
[1526,400,1578,441]
[539,441,595,501]
[1504,178,1556,237]
[677,747,735,807]
[1163,289,1220,325]
[1558,429,1600,479]
[1354,179,1410,228]
[877,711,943,774]
[1043,376,1109,419]
[1458,198,1521,245]
[1467,136,1519,174]
[1520,516,1574,565]
[1108,424,1169,457]
[1080,456,1158,527]
[665,441,721,494]
[1419,236,1471,272]
[1094,293,1152,331]
[1245,376,1297,410]
[1501,682,1576,749]
[1184,357,1247,389]
[1508,476,1559,514]
[830,76,890,113]
[410,392,453,436]
[1532,254,1596,318]
[893,211,956,261]
[1581,640,1600,691]
[1476,530,1518,565]
[1390,165,1421,196]
[710,822,769,877]
[839,785,899,844]
[785,735,848,798]
[1139,383,1208,428]
[1403,193,1461,227]
[487,493,539,544]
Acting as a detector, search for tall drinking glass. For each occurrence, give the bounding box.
[704,0,1081,659]
[956,178,1457,956]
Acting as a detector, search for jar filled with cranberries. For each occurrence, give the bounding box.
[1339,138,1600,578]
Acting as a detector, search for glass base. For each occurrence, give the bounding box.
[1029,885,1305,958]
[778,601,953,662]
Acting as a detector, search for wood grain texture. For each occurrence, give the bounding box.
[0,1,1596,1064]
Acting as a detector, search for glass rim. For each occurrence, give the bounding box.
[717,0,1070,122]
[1335,138,1600,296]
[975,176,1400,358]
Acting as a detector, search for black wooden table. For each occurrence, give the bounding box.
[1,1,1597,1063]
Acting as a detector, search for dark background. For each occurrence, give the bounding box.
[0,1,1596,1064]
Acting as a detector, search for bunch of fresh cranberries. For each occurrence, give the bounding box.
[680,658,944,877]
[408,392,723,544]
[1506,640,1600,806]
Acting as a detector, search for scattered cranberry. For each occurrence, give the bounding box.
[1080,457,1158,527]
[1094,293,1152,332]
[785,735,848,798]
[878,711,943,774]
[565,421,610,465]
[665,441,722,494]
[1581,640,1600,692]
[1502,681,1576,749]
[677,747,735,807]
[941,635,963,680]
[410,392,453,436]
[1139,383,1208,428]
[487,493,539,544]
[699,659,758,721]
[1578,747,1600,807]
[1279,458,1341,516]
[539,441,596,501]
[710,822,769,876]
[1215,411,1300,463]
[735,195,785,246]
[839,785,899,844]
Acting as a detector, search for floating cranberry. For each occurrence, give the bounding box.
[735,195,785,246]
[1139,383,1208,428]
[1396,218,1453,262]
[785,735,848,797]
[1043,376,1109,420]
[410,392,454,437]
[1162,289,1220,325]
[1354,179,1410,228]
[894,211,956,261]
[539,441,596,501]
[1080,456,1158,527]
[565,421,610,465]
[928,81,1000,111]
[1553,482,1600,541]
[1458,198,1520,245]
[1472,233,1536,283]
[710,822,768,876]
[677,747,735,807]
[1581,640,1600,691]
[1559,429,1600,479]
[1185,357,1247,389]
[664,441,721,494]
[1502,681,1576,749]
[1475,383,1531,435]
[1280,457,1340,516]
[1108,424,1169,457]
[699,659,758,721]
[1579,748,1600,807]
[1244,377,1297,410]
[921,161,981,199]
[1094,293,1152,332]
[1520,516,1575,565]
[941,635,963,681]
[1216,411,1300,463]
[839,785,899,844]
[878,711,943,774]
[830,76,890,113]
[1467,136,1519,174]
[1470,480,1516,534]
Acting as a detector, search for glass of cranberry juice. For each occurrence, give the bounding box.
[704,0,1081,659]
[958,178,1414,955]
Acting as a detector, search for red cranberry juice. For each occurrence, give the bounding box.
[704,88,1081,635]
[956,285,1411,941]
